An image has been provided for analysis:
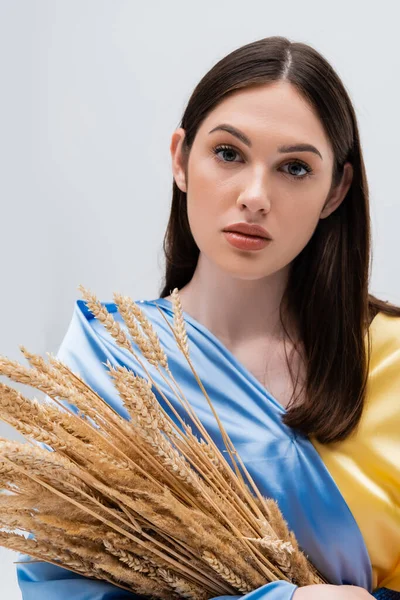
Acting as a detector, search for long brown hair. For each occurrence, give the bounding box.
[158,36,400,444]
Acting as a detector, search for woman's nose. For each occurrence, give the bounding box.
[236,177,272,213]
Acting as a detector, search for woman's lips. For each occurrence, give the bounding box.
[223,231,272,251]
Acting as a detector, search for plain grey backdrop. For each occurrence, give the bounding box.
[1,1,399,598]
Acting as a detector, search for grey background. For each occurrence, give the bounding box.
[1,1,399,597]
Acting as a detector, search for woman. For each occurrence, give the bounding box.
[16,36,400,600]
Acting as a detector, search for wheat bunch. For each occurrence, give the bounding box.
[0,285,326,600]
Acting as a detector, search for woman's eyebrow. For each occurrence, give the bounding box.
[208,123,323,160]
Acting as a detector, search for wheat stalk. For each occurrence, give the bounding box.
[0,285,326,599]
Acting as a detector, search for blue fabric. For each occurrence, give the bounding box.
[15,298,375,599]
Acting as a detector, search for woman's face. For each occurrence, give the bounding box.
[171,81,353,281]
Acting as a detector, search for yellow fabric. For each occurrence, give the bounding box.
[311,311,400,592]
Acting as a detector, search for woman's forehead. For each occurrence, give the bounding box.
[198,84,332,158]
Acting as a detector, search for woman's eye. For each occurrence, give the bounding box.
[212,144,313,180]
[281,161,312,179]
[212,144,242,163]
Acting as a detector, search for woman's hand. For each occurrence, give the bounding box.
[293,584,373,599]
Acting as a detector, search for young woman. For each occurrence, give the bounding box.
[16,36,400,600]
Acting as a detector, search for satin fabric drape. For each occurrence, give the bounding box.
[15,298,400,599]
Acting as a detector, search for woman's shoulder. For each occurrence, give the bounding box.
[60,297,151,357]
[368,310,400,371]
[68,297,168,359]
[73,297,158,328]
[75,297,149,320]
[57,297,163,412]
[76,297,119,319]
[360,310,400,433]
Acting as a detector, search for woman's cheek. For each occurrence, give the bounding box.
[187,198,216,248]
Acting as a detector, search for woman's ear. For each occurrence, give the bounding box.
[320,162,353,219]
[170,128,188,193]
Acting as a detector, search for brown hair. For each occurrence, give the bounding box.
[158,36,400,443]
